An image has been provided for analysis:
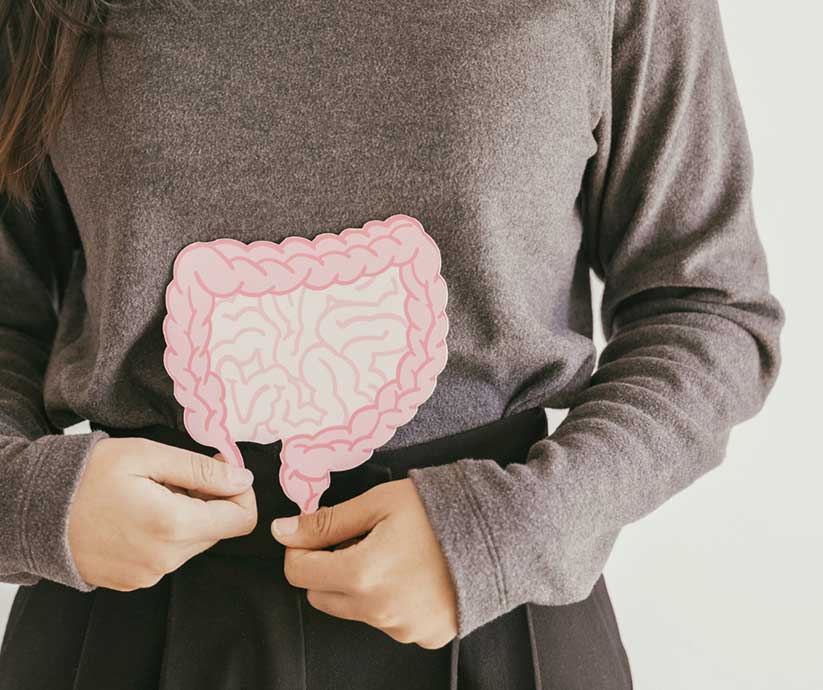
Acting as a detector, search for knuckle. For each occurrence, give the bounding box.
[242,516,257,535]
[152,549,179,575]
[145,509,168,536]
[311,505,336,539]
[190,452,214,487]
[368,603,396,629]
[283,568,298,589]
[108,577,136,592]
[305,590,323,611]
[386,626,415,645]
[240,507,258,535]
[134,437,156,456]
[437,633,455,649]
[417,634,451,650]
[159,512,187,542]
[103,440,130,471]
[282,556,298,588]
[349,563,377,594]
[120,438,151,468]
[138,569,164,589]
[120,567,162,591]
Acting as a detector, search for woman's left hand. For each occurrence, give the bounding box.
[271,478,458,649]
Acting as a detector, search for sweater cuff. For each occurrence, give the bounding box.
[408,461,508,638]
[19,431,109,591]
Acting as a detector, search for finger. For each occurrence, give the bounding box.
[271,486,386,549]
[332,536,363,551]
[283,543,369,593]
[188,452,233,501]
[380,624,417,645]
[173,491,257,561]
[164,490,258,543]
[137,442,254,497]
[224,483,257,516]
[176,536,227,564]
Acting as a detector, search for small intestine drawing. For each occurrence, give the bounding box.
[162,213,449,513]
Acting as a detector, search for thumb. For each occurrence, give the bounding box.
[271,491,381,549]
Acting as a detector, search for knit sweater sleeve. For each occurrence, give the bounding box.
[0,158,109,590]
[407,0,785,639]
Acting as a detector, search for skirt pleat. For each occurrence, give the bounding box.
[0,579,94,689]
[156,553,306,689]
[73,578,168,689]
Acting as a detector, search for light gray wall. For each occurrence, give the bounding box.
[603,3,822,688]
[0,585,15,637]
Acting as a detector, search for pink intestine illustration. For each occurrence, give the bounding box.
[161,213,449,513]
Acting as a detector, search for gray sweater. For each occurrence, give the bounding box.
[0,0,784,639]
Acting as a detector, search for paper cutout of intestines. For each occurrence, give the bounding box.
[162,213,449,514]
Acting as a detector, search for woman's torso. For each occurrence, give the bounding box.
[45,0,608,446]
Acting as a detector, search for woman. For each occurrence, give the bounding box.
[0,0,784,688]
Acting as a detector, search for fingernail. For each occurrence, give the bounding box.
[272,515,299,536]
[230,467,255,486]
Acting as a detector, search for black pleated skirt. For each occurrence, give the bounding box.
[0,407,633,690]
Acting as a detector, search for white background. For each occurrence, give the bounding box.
[2,2,821,688]
[601,2,823,688]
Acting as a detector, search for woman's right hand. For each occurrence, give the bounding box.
[67,436,258,591]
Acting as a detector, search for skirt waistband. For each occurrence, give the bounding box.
[90,406,549,561]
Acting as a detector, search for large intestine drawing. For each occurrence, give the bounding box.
[162,214,449,513]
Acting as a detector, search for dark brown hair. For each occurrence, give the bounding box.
[0,1,198,212]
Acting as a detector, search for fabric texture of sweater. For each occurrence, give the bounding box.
[0,0,784,638]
